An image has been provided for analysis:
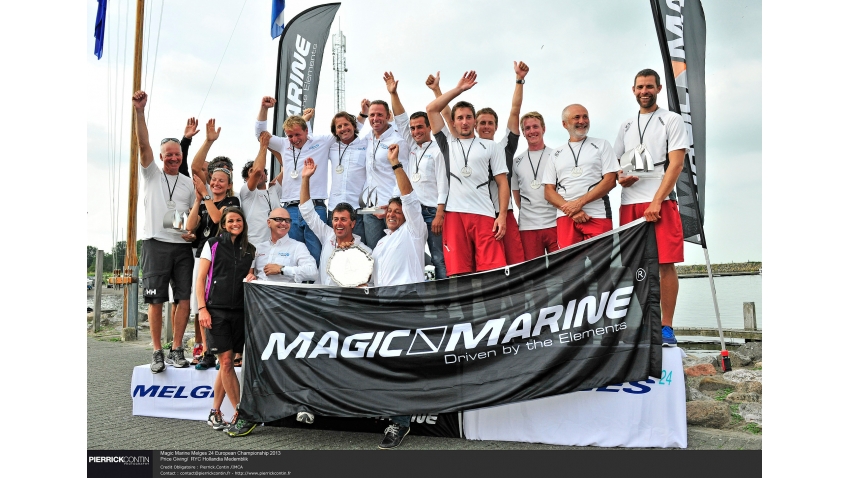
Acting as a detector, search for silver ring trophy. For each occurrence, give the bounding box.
[327,245,374,287]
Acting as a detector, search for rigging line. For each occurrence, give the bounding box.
[197,0,249,118]
[106,0,114,251]
[146,0,165,123]
[109,0,124,251]
[116,0,130,256]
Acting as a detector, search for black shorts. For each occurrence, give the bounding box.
[141,239,194,304]
[206,307,245,355]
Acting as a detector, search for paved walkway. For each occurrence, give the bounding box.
[87,334,761,450]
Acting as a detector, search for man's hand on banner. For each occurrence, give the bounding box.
[618,171,639,187]
[261,96,276,109]
[643,201,662,222]
[302,157,317,178]
[302,108,315,122]
[245,271,258,282]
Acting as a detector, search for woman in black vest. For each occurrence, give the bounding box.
[195,206,258,437]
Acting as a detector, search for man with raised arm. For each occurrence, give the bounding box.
[299,157,372,286]
[369,142,428,449]
[614,69,689,346]
[252,207,318,283]
[383,71,448,280]
[132,90,194,373]
[475,61,528,265]
[359,93,411,250]
[255,97,335,266]
[543,104,619,249]
[240,126,278,247]
[512,111,558,259]
[425,71,509,276]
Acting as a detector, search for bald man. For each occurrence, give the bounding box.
[252,207,318,283]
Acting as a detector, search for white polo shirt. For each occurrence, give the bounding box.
[328,136,368,211]
[364,125,410,207]
[371,190,428,287]
[299,199,372,286]
[543,137,620,219]
[255,120,335,202]
[395,112,448,209]
[613,107,689,205]
[253,234,318,282]
[512,146,557,230]
[239,185,279,245]
[434,129,508,218]
[141,161,195,243]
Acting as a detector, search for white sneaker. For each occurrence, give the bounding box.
[296,412,314,424]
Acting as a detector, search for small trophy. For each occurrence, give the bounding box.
[356,186,382,215]
[327,244,374,287]
[620,144,665,179]
[162,210,190,233]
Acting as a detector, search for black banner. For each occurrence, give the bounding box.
[267,411,462,438]
[650,0,708,245]
[239,220,661,423]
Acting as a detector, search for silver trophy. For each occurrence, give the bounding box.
[327,245,374,287]
[162,210,190,233]
[356,186,383,215]
[620,144,664,179]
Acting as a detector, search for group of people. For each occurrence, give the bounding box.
[131,62,688,449]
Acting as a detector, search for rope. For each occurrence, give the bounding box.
[197,0,249,118]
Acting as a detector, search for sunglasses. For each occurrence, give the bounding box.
[160,138,180,145]
[269,217,292,224]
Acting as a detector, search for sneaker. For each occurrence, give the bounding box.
[662,326,678,347]
[226,413,257,437]
[150,349,165,374]
[166,347,190,368]
[208,409,229,431]
[378,423,410,450]
[195,351,216,370]
[192,343,204,360]
[296,412,314,424]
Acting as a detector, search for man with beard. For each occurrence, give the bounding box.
[132,90,194,373]
[252,207,317,283]
[614,69,689,346]
[543,104,619,247]
[512,111,558,259]
[425,71,509,276]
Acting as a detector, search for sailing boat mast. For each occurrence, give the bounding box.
[123,0,146,331]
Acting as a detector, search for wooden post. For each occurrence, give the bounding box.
[743,302,758,330]
[123,0,146,328]
[94,250,104,333]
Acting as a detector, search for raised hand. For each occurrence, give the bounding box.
[514,61,529,80]
[387,143,399,163]
[302,157,317,178]
[259,131,271,148]
[360,98,371,115]
[384,71,398,94]
[457,71,478,92]
[261,96,276,109]
[425,71,441,91]
[184,117,200,138]
[302,108,315,122]
[132,90,147,110]
[205,119,221,141]
[192,174,207,195]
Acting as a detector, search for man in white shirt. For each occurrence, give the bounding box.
[252,208,318,283]
[614,69,689,346]
[371,143,428,449]
[512,111,558,259]
[298,158,372,286]
[361,99,411,250]
[239,132,278,247]
[383,71,449,280]
[326,111,368,242]
[475,61,528,265]
[132,90,194,373]
[426,71,510,276]
[543,104,619,248]
[255,97,335,266]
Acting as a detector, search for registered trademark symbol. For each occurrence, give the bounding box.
[636,268,646,281]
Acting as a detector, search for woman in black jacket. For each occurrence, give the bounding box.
[195,206,258,437]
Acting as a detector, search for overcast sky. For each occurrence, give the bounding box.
[86,0,761,265]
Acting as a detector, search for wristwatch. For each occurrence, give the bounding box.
[392,163,403,170]
[516,79,525,84]
[203,194,212,201]
[359,113,368,118]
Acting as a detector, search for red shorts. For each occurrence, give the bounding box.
[443,211,507,276]
[503,211,525,265]
[620,201,684,264]
[557,216,613,248]
[520,227,559,259]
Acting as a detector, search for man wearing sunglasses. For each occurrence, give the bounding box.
[252,208,318,283]
[133,90,195,373]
